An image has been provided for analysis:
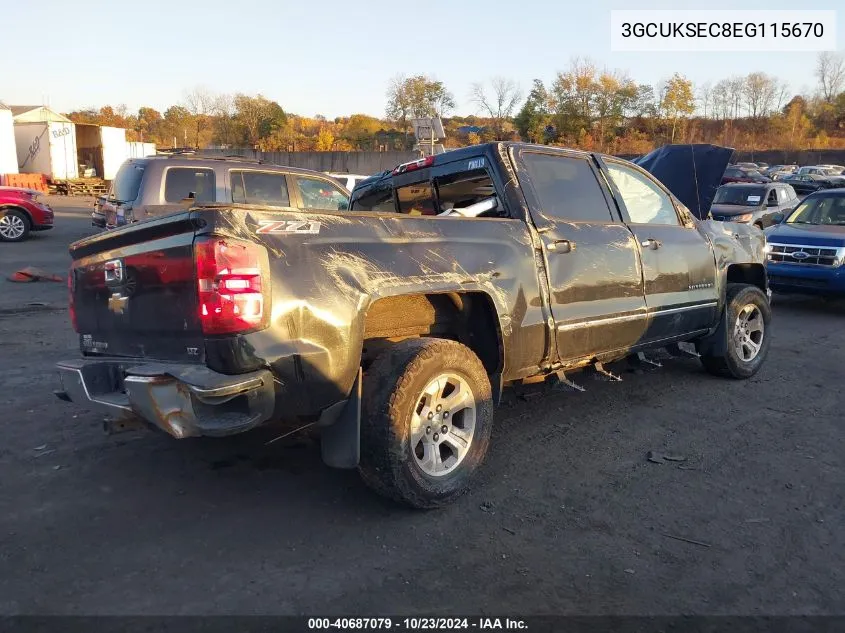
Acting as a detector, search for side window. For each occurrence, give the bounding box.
[777,187,789,202]
[164,168,215,203]
[767,189,778,205]
[233,170,290,207]
[396,182,436,215]
[605,162,679,226]
[521,153,614,222]
[435,168,504,218]
[296,177,349,211]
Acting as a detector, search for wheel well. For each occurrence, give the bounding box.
[0,205,33,226]
[361,292,503,376]
[726,263,766,292]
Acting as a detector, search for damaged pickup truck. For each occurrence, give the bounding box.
[56,143,771,508]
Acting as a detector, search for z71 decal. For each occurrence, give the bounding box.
[256,220,322,235]
[468,158,485,170]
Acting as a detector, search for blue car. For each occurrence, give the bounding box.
[764,189,845,296]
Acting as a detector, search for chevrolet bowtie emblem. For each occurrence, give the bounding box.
[108,292,129,315]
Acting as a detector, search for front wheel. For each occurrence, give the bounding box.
[697,284,771,379]
[0,209,31,242]
[358,338,493,509]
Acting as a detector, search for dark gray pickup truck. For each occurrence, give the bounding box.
[56,142,771,508]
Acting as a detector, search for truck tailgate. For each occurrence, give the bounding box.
[69,212,205,362]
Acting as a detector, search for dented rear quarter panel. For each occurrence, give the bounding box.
[195,195,547,419]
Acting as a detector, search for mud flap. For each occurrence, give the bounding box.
[318,367,361,469]
[695,307,728,358]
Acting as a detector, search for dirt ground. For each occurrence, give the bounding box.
[0,198,843,615]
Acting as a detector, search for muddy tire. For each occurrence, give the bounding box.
[358,338,493,509]
[697,284,771,379]
[0,208,30,242]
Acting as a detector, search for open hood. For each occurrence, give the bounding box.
[633,144,734,220]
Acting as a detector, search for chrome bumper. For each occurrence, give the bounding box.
[56,359,275,438]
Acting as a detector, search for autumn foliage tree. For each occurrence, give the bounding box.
[65,51,845,155]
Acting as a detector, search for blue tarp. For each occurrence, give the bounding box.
[633,143,733,219]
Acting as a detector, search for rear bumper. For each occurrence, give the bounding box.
[55,359,276,438]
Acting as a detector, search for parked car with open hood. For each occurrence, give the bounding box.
[764,189,845,296]
[709,182,799,229]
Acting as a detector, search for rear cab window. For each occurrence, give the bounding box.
[349,157,508,219]
[164,167,215,203]
[397,182,436,215]
[349,177,396,212]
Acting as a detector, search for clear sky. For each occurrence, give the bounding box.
[3,0,842,118]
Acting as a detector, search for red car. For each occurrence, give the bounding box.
[721,166,771,185]
[0,186,54,242]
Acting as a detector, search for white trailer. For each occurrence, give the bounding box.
[0,106,18,177]
[99,126,128,180]
[76,124,129,180]
[14,121,79,180]
[128,142,156,158]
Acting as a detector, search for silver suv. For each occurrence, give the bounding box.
[93,154,350,228]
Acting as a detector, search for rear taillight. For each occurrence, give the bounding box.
[195,237,269,335]
[68,270,78,332]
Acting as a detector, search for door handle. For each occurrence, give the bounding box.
[640,238,661,250]
[547,239,573,253]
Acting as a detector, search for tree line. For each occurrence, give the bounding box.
[66,52,845,154]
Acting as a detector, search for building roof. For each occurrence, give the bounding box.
[8,105,71,123]
[9,105,43,116]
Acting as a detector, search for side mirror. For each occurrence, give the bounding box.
[771,213,785,224]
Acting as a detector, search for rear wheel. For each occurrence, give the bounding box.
[0,209,30,242]
[358,338,493,509]
[697,284,771,379]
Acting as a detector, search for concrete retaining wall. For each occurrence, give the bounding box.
[199,149,421,176]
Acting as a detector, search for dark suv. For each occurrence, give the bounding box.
[92,155,350,228]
